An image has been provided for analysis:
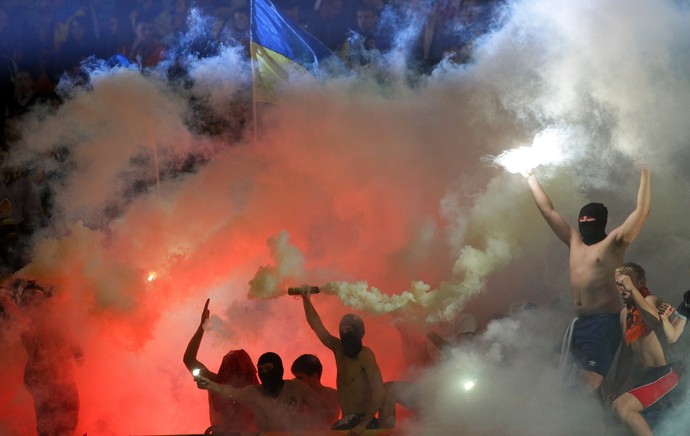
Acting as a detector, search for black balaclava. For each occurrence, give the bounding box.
[339,314,365,358]
[257,352,284,397]
[578,202,608,245]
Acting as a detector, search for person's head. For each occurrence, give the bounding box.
[277,0,300,23]
[217,349,259,388]
[134,13,157,42]
[319,0,343,19]
[615,262,646,302]
[356,5,378,35]
[257,352,285,397]
[578,202,608,245]
[69,16,90,42]
[211,349,258,410]
[291,354,323,386]
[459,0,480,21]
[339,314,365,358]
[13,70,34,96]
[233,8,250,32]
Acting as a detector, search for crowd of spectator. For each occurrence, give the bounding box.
[0,0,501,144]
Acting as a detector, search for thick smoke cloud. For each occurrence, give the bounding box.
[1,0,690,434]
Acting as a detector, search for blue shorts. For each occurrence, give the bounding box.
[571,313,621,376]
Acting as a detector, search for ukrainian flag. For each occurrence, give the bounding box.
[250,0,335,102]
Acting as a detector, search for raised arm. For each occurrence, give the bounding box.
[183,298,214,378]
[301,293,339,350]
[610,168,651,244]
[350,348,386,435]
[525,173,574,246]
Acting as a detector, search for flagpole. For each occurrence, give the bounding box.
[250,0,259,143]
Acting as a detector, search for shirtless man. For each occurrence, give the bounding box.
[300,291,386,435]
[290,353,341,427]
[195,351,330,432]
[525,165,651,390]
[1,279,82,436]
[612,266,680,436]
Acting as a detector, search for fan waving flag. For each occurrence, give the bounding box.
[250,0,336,102]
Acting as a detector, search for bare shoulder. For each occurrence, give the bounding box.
[357,346,381,368]
[358,346,377,360]
[285,379,310,394]
[283,379,300,389]
[245,384,264,397]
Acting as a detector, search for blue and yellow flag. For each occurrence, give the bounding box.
[250,0,335,102]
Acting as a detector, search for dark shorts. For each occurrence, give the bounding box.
[331,414,380,430]
[571,313,622,376]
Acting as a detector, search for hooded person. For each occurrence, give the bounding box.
[578,202,608,245]
[209,349,259,431]
[183,299,259,433]
[195,350,332,432]
[524,165,651,392]
[299,290,386,433]
[339,314,365,358]
[256,352,285,397]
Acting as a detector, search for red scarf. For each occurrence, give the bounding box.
[625,286,651,345]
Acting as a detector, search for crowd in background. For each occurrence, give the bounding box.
[0,0,500,143]
[0,0,500,277]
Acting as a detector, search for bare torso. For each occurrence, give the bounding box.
[335,347,373,416]
[208,390,256,433]
[631,331,667,370]
[569,236,626,316]
[619,303,667,371]
[314,385,341,424]
[246,380,312,431]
